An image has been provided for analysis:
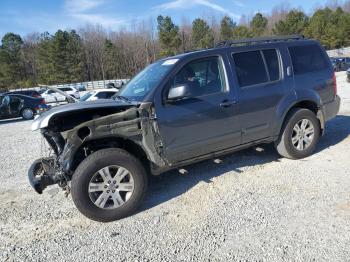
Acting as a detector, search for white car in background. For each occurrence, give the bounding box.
[41,87,80,103]
[80,89,119,101]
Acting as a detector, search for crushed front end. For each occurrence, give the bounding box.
[28,101,168,195]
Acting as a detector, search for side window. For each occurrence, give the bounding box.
[105,92,117,98]
[232,49,281,87]
[170,56,227,98]
[96,92,108,99]
[262,49,280,81]
[289,45,329,74]
[233,51,268,87]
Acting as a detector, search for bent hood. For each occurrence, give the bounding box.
[31,99,138,131]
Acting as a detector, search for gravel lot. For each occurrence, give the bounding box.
[1,72,350,261]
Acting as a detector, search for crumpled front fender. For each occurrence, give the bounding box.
[59,107,142,173]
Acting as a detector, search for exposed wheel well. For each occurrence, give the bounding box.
[280,100,322,135]
[71,137,150,174]
[292,100,318,114]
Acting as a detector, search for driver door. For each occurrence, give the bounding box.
[154,55,241,163]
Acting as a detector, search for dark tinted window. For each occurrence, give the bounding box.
[59,87,73,92]
[233,51,268,87]
[289,45,329,74]
[105,92,117,98]
[263,49,280,81]
[96,92,107,99]
[96,92,117,99]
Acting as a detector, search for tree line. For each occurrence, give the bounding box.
[1,2,350,90]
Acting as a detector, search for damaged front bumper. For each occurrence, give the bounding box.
[28,157,67,194]
[28,103,169,195]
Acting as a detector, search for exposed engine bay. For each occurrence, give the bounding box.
[28,101,168,194]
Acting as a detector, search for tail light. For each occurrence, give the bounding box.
[40,98,46,104]
[333,72,337,98]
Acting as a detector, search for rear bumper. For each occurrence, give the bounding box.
[324,95,341,121]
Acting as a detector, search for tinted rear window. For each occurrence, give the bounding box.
[263,49,280,81]
[233,49,280,87]
[233,50,268,87]
[289,44,329,74]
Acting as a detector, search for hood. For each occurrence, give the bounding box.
[31,98,138,131]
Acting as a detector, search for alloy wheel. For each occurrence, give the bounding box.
[88,165,134,209]
[291,119,315,151]
[22,108,34,119]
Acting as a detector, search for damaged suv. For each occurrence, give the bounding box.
[28,35,340,222]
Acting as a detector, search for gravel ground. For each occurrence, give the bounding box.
[0,72,350,261]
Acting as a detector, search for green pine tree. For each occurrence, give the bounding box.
[220,16,236,40]
[0,33,25,88]
[250,13,268,37]
[273,10,309,36]
[157,15,182,57]
[192,18,214,49]
[232,26,252,39]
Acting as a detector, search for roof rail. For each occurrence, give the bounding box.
[215,34,304,48]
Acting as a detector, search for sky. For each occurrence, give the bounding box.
[0,0,331,37]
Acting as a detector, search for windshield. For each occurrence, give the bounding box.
[118,59,178,101]
[80,91,95,101]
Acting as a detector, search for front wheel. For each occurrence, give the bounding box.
[275,108,320,159]
[71,148,148,222]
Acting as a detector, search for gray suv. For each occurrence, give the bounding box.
[28,35,340,222]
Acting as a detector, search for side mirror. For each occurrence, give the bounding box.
[167,84,191,101]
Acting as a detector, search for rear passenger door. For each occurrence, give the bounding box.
[231,49,287,143]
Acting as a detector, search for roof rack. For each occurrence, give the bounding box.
[215,34,304,48]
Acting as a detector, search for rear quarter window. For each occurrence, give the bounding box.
[289,44,329,75]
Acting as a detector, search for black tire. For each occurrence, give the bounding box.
[71,148,148,222]
[275,108,320,159]
[21,108,34,120]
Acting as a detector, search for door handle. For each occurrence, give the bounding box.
[220,100,237,108]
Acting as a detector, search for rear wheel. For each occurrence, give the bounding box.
[71,148,148,222]
[275,108,320,159]
[21,108,34,120]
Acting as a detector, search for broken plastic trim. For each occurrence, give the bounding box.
[57,103,168,174]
